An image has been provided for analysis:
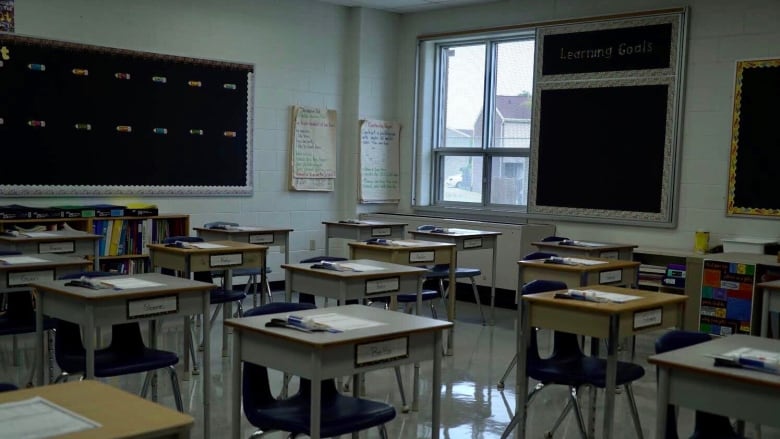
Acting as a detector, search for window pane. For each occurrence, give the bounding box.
[442,44,485,148]
[491,40,535,148]
[490,156,527,205]
[442,155,483,203]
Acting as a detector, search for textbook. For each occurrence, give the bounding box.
[715,347,780,374]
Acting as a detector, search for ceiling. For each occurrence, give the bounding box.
[316,0,502,14]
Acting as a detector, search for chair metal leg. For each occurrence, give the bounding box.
[189,323,200,375]
[378,424,389,439]
[497,354,517,390]
[624,384,644,438]
[546,386,588,439]
[394,366,410,413]
[140,372,153,397]
[469,277,486,325]
[167,365,184,412]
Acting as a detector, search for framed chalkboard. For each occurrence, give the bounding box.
[727,59,780,217]
[528,11,685,225]
[0,33,254,196]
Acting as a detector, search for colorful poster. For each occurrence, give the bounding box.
[0,0,13,32]
[700,259,756,335]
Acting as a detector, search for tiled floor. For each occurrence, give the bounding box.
[2,292,778,438]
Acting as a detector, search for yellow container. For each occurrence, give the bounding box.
[694,230,709,254]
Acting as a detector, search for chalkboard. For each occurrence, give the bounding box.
[0,34,254,196]
[727,59,780,217]
[528,11,684,224]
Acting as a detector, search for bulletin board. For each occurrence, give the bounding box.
[528,10,686,225]
[699,259,755,336]
[359,119,400,203]
[289,106,337,192]
[0,33,254,196]
[727,58,780,217]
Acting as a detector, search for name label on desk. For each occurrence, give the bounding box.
[599,250,619,259]
[365,277,400,295]
[249,233,273,244]
[599,269,622,284]
[8,269,54,286]
[38,241,75,254]
[409,251,434,263]
[210,253,243,267]
[371,227,392,237]
[463,238,483,249]
[633,307,662,329]
[355,337,409,367]
[127,294,179,319]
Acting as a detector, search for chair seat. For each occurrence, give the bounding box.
[210,288,247,304]
[425,266,481,279]
[396,289,440,303]
[246,388,396,437]
[58,345,179,377]
[581,357,645,387]
[211,267,268,277]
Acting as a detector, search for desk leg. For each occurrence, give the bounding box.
[231,329,242,439]
[311,366,322,439]
[588,337,599,438]
[285,270,293,302]
[655,368,669,439]
[413,276,422,411]
[222,268,233,357]
[203,292,212,439]
[506,301,530,439]
[762,288,769,337]
[446,249,456,356]
[150,319,158,401]
[35,291,45,386]
[490,244,498,326]
[183,316,194,379]
[85,304,95,380]
[432,330,443,439]
[603,316,619,439]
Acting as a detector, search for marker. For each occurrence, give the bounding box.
[223,83,237,90]
[0,117,4,125]
[188,80,202,87]
[189,129,204,135]
[72,68,89,76]
[153,128,168,135]
[223,131,236,137]
[74,123,92,130]
[115,72,131,80]
[152,76,167,83]
[116,125,132,133]
[27,120,46,127]
[27,63,46,71]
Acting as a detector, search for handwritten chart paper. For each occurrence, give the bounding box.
[359,119,400,203]
[290,106,337,191]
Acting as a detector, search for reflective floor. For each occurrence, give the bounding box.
[2,292,779,438]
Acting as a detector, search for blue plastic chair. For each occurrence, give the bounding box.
[241,302,397,438]
[424,264,485,324]
[500,279,646,439]
[0,383,18,392]
[655,330,744,439]
[55,271,183,411]
[541,235,570,242]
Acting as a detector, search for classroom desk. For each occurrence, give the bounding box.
[194,225,292,306]
[147,240,268,357]
[531,240,637,260]
[322,220,407,256]
[348,240,457,354]
[0,380,194,439]
[0,230,101,270]
[512,285,686,439]
[0,253,93,293]
[517,257,640,290]
[30,272,214,439]
[225,304,452,439]
[409,228,502,325]
[649,333,780,439]
[758,279,780,337]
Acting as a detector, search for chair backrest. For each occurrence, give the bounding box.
[523,251,558,260]
[242,302,317,414]
[521,280,582,363]
[541,236,569,242]
[655,330,711,354]
[299,256,347,264]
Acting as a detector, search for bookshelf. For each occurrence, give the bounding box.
[0,214,189,274]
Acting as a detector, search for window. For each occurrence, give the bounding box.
[419,32,535,210]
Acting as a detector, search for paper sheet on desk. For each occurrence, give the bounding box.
[20,232,59,238]
[389,240,428,247]
[0,256,48,264]
[566,257,608,265]
[339,263,385,272]
[0,396,101,439]
[580,289,641,303]
[307,313,385,331]
[100,278,165,290]
[188,242,228,249]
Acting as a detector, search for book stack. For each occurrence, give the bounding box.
[662,263,686,288]
[638,263,666,289]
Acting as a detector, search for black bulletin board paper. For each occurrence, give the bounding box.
[727,59,780,217]
[528,11,684,224]
[0,33,254,196]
